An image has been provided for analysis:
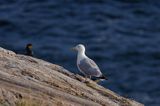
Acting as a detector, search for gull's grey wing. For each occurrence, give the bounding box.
[78,58,102,77]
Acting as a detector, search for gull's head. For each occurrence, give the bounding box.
[71,44,85,53]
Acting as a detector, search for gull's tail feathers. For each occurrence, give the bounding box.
[99,74,108,80]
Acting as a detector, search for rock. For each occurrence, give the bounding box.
[0,47,144,106]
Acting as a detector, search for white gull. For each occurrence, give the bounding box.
[72,44,107,80]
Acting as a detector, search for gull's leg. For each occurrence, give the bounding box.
[80,75,87,83]
[81,75,91,83]
[85,75,88,82]
[84,75,91,83]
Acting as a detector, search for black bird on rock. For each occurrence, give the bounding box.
[25,43,33,56]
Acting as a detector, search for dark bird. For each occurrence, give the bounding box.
[25,43,33,56]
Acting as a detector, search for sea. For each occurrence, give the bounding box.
[0,0,160,105]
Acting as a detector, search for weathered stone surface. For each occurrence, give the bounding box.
[0,47,144,106]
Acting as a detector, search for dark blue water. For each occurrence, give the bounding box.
[0,0,160,105]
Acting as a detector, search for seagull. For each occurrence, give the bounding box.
[71,44,107,81]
